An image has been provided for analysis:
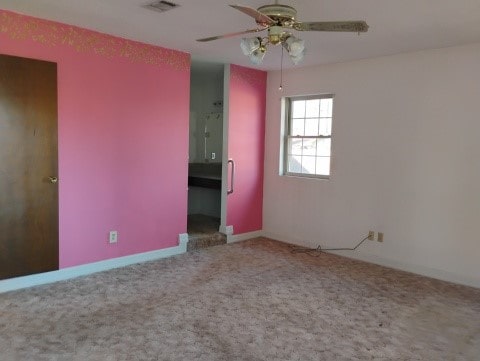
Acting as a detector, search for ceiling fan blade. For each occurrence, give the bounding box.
[196,28,268,42]
[229,5,275,26]
[294,21,369,33]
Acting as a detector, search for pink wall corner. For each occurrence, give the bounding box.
[227,64,267,234]
[0,10,191,268]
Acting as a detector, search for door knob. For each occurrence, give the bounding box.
[48,176,58,184]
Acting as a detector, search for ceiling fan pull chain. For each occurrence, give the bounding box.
[279,45,284,91]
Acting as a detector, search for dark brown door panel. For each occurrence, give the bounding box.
[0,54,58,280]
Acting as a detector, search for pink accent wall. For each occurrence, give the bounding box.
[227,64,267,234]
[0,11,190,268]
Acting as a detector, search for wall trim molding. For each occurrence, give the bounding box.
[0,240,188,293]
[219,224,234,235]
[227,230,264,243]
[178,233,189,252]
[6,231,474,293]
[331,249,480,289]
[262,231,480,289]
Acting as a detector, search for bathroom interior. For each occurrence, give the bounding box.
[187,61,226,250]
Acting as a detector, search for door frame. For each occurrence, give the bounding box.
[219,64,230,235]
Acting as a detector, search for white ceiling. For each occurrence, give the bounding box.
[1,0,480,70]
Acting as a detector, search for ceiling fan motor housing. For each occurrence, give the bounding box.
[267,26,285,45]
[257,4,297,25]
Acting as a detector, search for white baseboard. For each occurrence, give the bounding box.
[227,230,264,244]
[0,239,188,293]
[219,225,234,235]
[5,231,475,293]
[178,233,189,252]
[335,251,480,289]
[263,231,480,289]
[262,231,314,248]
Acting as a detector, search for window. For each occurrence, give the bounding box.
[283,94,334,178]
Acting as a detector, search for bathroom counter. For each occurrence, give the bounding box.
[188,163,222,190]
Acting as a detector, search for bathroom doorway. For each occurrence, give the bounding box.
[187,61,226,250]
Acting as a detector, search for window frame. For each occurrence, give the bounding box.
[283,94,334,179]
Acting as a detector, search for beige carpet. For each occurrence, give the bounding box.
[1,238,479,360]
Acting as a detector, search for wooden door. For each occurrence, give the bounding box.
[0,54,58,280]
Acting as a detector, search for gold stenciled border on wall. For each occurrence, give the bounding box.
[231,64,267,88]
[0,10,190,71]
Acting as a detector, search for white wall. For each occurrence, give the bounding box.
[263,42,480,288]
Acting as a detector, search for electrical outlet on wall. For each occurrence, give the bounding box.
[109,231,118,244]
[377,232,384,242]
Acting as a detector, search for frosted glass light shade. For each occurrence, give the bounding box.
[289,48,305,65]
[248,48,266,64]
[241,37,266,64]
[240,37,261,56]
[283,35,306,65]
[285,36,305,57]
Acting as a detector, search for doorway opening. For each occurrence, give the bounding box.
[187,61,226,250]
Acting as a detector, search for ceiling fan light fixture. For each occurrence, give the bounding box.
[248,46,266,65]
[241,37,267,64]
[288,48,305,65]
[240,37,262,56]
[199,3,368,67]
[284,35,305,57]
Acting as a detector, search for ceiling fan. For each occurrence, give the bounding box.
[196,2,369,65]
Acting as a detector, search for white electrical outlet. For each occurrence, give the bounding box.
[211,152,216,160]
[377,232,384,242]
[109,231,118,243]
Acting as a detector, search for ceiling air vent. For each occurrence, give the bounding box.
[144,1,180,13]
